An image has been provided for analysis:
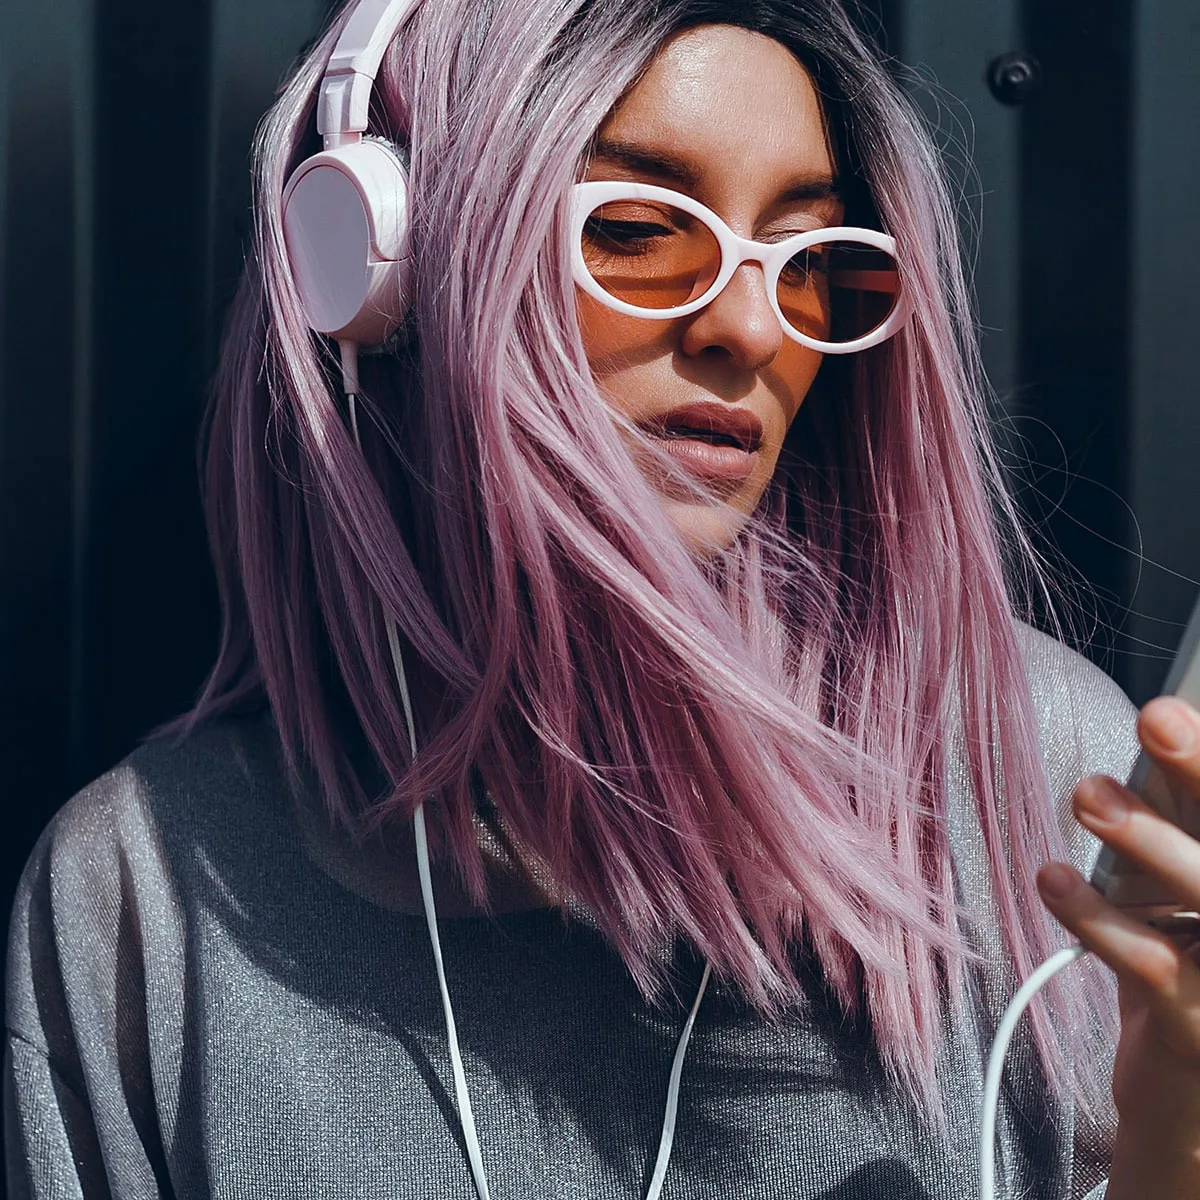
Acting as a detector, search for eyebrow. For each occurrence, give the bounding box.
[590,136,841,205]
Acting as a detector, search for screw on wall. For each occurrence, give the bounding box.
[987,52,1043,106]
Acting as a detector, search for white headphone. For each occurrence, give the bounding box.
[281,0,424,349]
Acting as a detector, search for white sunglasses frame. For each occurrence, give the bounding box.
[569,180,911,355]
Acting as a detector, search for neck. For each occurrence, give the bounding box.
[294,783,570,917]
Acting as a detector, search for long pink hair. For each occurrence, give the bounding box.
[166,0,1117,1130]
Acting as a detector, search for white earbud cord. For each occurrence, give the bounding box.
[978,944,1088,1200]
[345,380,710,1200]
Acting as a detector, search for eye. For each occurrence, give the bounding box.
[779,246,831,286]
[582,215,676,255]
[761,229,816,243]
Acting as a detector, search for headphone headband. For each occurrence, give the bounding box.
[283,0,422,343]
[318,0,424,146]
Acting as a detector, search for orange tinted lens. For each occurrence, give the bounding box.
[580,200,721,310]
[776,240,900,344]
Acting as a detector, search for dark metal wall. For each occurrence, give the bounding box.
[0,0,334,963]
[871,0,1199,703]
[1127,2,1200,703]
[2,0,1198,978]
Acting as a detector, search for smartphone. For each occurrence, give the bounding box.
[1088,590,1200,931]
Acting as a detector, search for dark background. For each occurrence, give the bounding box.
[1,0,1198,1122]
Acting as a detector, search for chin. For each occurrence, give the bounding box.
[663,498,752,556]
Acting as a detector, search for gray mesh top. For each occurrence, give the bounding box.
[5,624,1139,1200]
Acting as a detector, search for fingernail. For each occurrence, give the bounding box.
[1076,777,1131,825]
[1039,863,1075,900]
[1143,698,1196,757]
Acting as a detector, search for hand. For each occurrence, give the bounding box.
[1038,696,1200,1194]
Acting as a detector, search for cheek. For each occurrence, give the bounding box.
[747,342,824,504]
[576,293,681,424]
[577,292,675,363]
[576,293,631,364]
[770,340,825,429]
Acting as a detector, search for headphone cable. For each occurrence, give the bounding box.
[341,346,1091,1200]
[345,371,711,1200]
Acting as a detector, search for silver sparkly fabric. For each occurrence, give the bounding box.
[5,624,1138,1199]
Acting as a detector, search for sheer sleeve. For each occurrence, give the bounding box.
[5,1032,121,1199]
[4,767,181,1199]
[1017,624,1140,1200]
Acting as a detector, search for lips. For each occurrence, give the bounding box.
[639,402,764,453]
[635,401,763,490]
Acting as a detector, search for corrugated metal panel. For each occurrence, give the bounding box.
[1,0,95,897]
[0,0,332,942]
[81,0,217,773]
[901,0,1022,403]
[1018,0,1136,691]
[1127,0,1200,704]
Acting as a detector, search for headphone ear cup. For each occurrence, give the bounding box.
[281,139,413,345]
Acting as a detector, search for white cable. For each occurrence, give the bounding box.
[350,375,1093,1200]
[979,944,1089,1200]
[346,377,709,1200]
[349,383,492,1200]
[411,803,494,1200]
[646,961,712,1200]
[338,338,361,402]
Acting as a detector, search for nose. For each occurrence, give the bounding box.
[678,260,783,370]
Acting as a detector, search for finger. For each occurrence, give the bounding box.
[1074,773,1200,913]
[1138,696,1200,794]
[1039,861,1200,1055]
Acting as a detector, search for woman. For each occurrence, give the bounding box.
[7,0,1200,1196]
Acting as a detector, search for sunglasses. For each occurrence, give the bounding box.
[570,181,910,354]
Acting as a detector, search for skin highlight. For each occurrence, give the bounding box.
[577,24,844,552]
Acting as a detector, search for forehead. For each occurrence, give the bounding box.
[595,24,834,206]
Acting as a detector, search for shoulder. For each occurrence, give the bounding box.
[1013,621,1139,784]
[12,709,285,907]
[1012,621,1141,870]
[5,711,289,1053]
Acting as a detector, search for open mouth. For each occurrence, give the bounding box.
[658,425,748,449]
[640,402,764,454]
[635,402,763,490]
